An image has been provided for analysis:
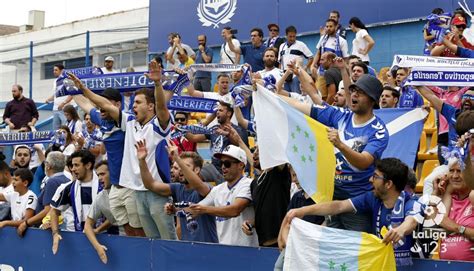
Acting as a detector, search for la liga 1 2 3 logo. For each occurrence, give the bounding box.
[197,0,237,28]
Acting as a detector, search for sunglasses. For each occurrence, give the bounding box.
[456,25,466,29]
[221,160,239,168]
[270,29,279,32]
[174,117,186,122]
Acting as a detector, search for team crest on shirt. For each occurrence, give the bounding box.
[197,0,237,28]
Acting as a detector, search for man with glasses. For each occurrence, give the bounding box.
[265,23,286,55]
[280,158,419,266]
[189,145,258,247]
[224,27,267,71]
[171,112,197,154]
[281,74,388,232]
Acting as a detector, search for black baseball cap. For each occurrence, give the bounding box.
[100,88,122,102]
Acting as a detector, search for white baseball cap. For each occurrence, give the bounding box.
[105,56,115,62]
[213,145,247,164]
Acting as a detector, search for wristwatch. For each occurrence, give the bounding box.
[459,225,466,235]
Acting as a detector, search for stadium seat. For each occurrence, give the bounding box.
[415,160,440,193]
[191,112,207,120]
[418,131,438,161]
[423,109,437,135]
[188,119,198,125]
[248,136,255,149]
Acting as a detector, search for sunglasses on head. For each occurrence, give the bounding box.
[221,159,239,168]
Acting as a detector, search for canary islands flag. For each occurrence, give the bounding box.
[284,218,396,271]
[253,85,336,203]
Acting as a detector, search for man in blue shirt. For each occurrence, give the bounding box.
[224,28,266,71]
[281,158,419,267]
[281,73,389,232]
[194,35,213,92]
[135,140,217,243]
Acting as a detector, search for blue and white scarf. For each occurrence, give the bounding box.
[0,131,55,146]
[230,66,253,108]
[70,175,102,232]
[319,33,342,74]
[405,66,474,87]
[81,124,103,149]
[171,124,218,140]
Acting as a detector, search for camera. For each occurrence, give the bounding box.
[230,29,238,35]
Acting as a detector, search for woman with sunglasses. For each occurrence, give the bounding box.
[431,16,474,57]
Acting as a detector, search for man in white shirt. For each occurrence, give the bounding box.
[189,145,258,247]
[166,33,196,69]
[258,48,284,83]
[101,56,119,74]
[45,64,73,131]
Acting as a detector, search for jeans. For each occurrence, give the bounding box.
[274,249,285,271]
[193,77,212,92]
[326,211,372,232]
[284,76,301,94]
[52,111,66,131]
[136,190,177,239]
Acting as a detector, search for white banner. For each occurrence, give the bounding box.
[392,55,474,69]
[405,66,474,86]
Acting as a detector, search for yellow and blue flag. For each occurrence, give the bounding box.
[284,218,396,271]
[253,85,336,203]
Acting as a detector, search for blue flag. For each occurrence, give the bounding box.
[375,108,427,167]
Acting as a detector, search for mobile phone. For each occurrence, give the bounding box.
[230,29,238,35]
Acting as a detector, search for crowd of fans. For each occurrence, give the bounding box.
[0,7,473,268]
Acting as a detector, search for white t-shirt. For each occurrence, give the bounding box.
[352,29,370,62]
[316,35,349,58]
[220,39,241,64]
[202,92,238,126]
[199,177,259,247]
[166,43,196,69]
[289,92,314,105]
[0,184,14,205]
[5,190,37,221]
[100,67,119,74]
[258,67,284,83]
[120,112,171,190]
[278,41,313,70]
[53,80,70,111]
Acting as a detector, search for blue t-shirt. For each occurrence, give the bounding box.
[440,103,460,147]
[240,44,266,71]
[350,191,418,265]
[310,104,389,199]
[89,108,125,185]
[195,47,213,78]
[398,87,424,108]
[288,190,325,225]
[36,173,71,213]
[169,183,218,243]
[458,46,474,58]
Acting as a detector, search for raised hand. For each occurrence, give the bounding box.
[135,139,148,161]
[67,72,86,90]
[166,140,179,161]
[144,60,162,83]
[333,57,346,70]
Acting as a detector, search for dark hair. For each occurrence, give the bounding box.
[223,26,236,39]
[323,52,337,61]
[153,56,164,69]
[349,17,367,30]
[180,152,204,169]
[382,86,400,99]
[285,25,297,34]
[15,145,31,156]
[14,84,23,92]
[54,63,65,70]
[217,73,231,80]
[95,160,109,170]
[432,8,444,15]
[348,55,362,61]
[375,158,409,192]
[454,8,468,22]
[63,105,80,121]
[59,125,74,146]
[264,47,278,56]
[66,156,73,170]
[250,27,263,38]
[326,19,338,25]
[330,10,340,19]
[70,150,96,170]
[13,168,34,186]
[135,88,155,105]
[0,160,10,173]
[455,110,474,135]
[219,101,234,118]
[352,62,369,74]
[406,168,417,190]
